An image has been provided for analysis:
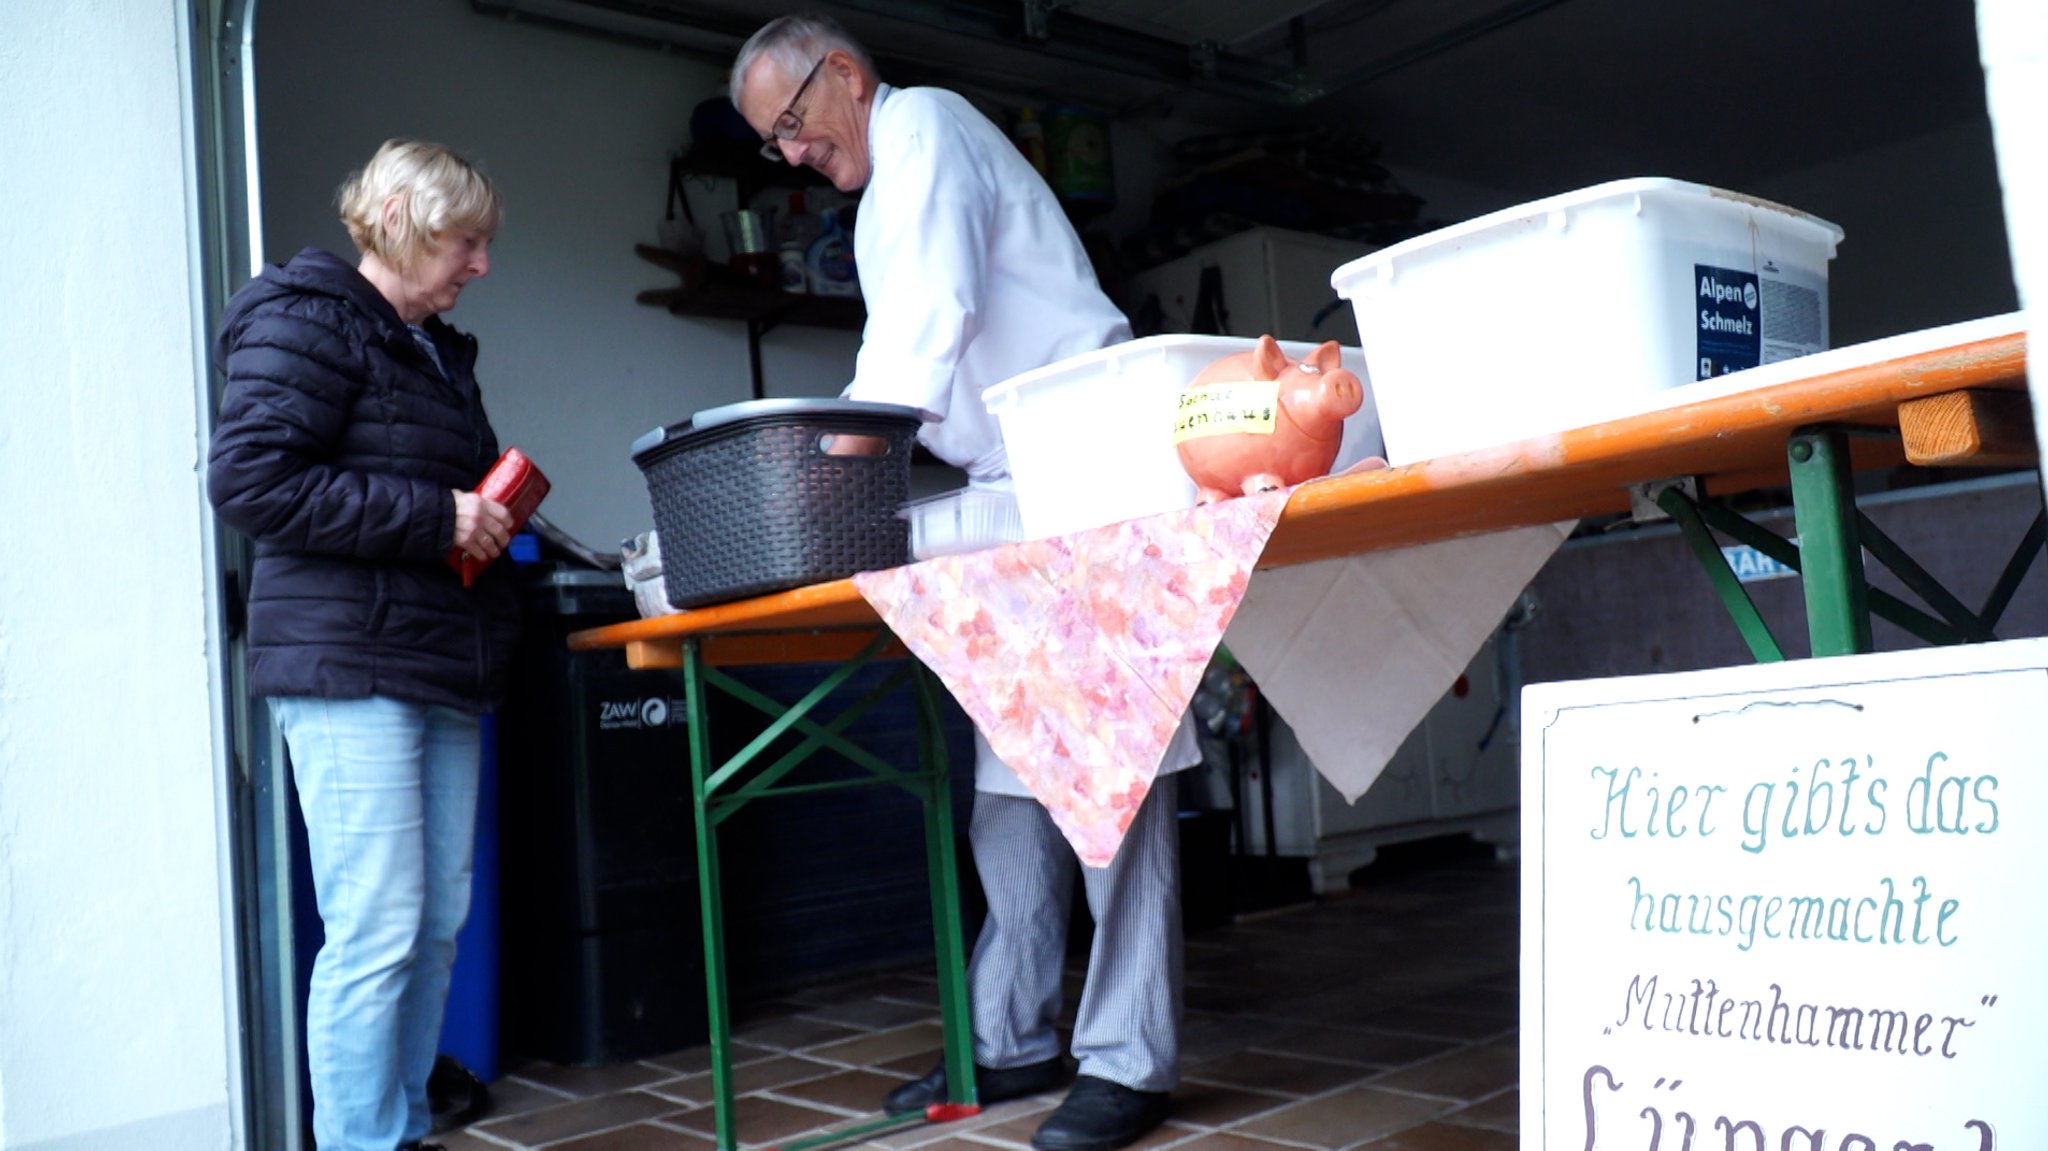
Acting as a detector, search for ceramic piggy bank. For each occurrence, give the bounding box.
[1173,336,1364,503]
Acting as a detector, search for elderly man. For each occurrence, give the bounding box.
[731,15,1194,1151]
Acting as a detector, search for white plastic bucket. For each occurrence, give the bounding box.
[984,334,1382,539]
[1330,177,1844,465]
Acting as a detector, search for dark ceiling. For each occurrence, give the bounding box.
[1306,0,1992,195]
[483,0,1992,200]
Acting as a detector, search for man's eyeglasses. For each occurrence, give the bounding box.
[758,57,827,161]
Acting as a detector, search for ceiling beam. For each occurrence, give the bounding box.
[471,0,1583,114]
[1312,0,1577,98]
[470,0,753,63]
[826,0,1317,104]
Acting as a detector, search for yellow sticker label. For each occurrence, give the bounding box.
[1173,381,1280,444]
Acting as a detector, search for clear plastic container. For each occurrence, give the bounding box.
[899,486,1025,559]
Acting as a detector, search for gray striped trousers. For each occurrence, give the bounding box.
[965,774,1182,1092]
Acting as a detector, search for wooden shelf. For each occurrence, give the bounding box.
[634,244,864,331]
[650,146,861,399]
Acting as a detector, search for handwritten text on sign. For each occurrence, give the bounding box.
[1521,640,2048,1150]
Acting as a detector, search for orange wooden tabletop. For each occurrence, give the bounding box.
[569,326,2028,665]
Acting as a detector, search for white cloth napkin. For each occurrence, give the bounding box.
[1223,521,1573,801]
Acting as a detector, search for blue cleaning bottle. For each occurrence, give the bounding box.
[805,209,860,298]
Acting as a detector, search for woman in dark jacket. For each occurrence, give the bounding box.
[208,138,519,1151]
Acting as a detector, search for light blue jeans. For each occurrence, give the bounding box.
[270,695,481,1151]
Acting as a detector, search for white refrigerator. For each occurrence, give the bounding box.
[1119,225,1373,344]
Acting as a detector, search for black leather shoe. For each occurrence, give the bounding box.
[883,1055,1068,1114]
[1029,1076,1171,1151]
[429,1053,491,1132]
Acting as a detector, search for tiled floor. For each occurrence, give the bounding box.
[440,845,1519,1151]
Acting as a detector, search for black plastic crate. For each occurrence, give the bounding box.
[631,399,926,608]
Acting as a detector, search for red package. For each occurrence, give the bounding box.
[448,447,551,587]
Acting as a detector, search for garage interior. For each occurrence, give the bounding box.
[221,2,2035,1148]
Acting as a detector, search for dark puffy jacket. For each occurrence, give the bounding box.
[207,248,521,714]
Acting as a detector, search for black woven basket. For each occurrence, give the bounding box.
[631,399,926,609]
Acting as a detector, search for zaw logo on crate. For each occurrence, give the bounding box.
[597,696,685,730]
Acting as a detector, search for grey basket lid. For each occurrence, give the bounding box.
[693,397,933,432]
[631,398,933,460]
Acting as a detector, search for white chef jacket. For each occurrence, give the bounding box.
[846,84,1126,483]
[845,82,1198,797]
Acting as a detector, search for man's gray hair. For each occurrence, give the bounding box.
[730,13,876,107]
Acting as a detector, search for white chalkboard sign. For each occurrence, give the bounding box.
[1521,637,2048,1149]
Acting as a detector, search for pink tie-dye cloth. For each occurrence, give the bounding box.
[854,490,1288,865]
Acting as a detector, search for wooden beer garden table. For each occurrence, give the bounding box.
[567,317,2032,1151]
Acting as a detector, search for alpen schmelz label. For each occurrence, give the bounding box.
[1696,264,1761,379]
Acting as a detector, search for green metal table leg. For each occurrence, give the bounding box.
[684,639,740,1151]
[676,644,980,1150]
[1980,509,2046,630]
[913,666,978,1110]
[1691,499,1971,646]
[1657,485,1785,663]
[1853,511,1994,642]
[1788,430,1873,657]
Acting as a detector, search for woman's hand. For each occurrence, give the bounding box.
[452,489,516,563]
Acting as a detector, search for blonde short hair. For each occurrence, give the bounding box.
[337,139,501,269]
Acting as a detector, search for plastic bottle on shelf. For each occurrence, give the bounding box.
[806,209,860,298]
[1044,104,1114,210]
[776,242,807,294]
[780,192,822,248]
[778,191,820,295]
[1013,107,1048,176]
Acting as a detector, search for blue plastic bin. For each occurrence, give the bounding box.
[439,714,501,1080]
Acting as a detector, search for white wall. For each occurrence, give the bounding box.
[1974,0,2046,503]
[0,3,236,1149]
[1978,1,2046,315]
[253,0,862,552]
